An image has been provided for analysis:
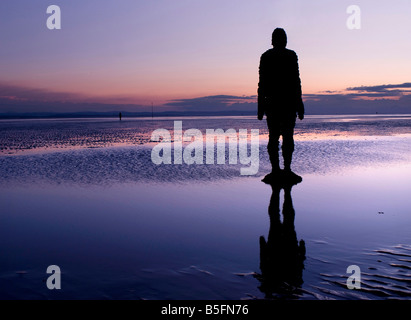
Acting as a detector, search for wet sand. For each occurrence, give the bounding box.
[1,116,411,299]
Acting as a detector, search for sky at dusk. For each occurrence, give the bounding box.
[1,0,411,115]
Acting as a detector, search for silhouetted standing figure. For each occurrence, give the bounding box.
[258,28,304,178]
[255,182,306,298]
[119,112,122,121]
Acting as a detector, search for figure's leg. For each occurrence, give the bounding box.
[267,119,281,173]
[281,124,295,172]
[268,138,280,172]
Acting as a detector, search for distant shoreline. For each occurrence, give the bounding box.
[2,111,411,120]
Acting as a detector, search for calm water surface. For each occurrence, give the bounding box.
[1,115,411,299]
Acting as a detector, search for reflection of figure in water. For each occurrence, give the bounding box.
[258,28,304,181]
[119,112,122,121]
[255,181,306,298]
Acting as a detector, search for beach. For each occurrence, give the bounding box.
[1,115,411,299]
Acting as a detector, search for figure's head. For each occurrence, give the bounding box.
[272,28,287,48]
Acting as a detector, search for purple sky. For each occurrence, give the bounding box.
[1,0,411,114]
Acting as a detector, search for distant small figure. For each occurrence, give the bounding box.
[119,112,122,121]
[258,28,304,179]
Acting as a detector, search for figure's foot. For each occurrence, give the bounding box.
[262,169,283,183]
[283,169,303,183]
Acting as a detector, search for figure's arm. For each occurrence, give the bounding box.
[257,54,266,120]
[294,53,305,120]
